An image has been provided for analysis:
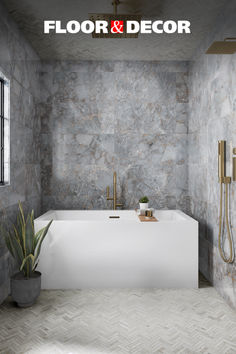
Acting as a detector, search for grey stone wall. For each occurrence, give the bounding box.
[0,2,41,304]
[188,0,236,309]
[1,0,235,312]
[40,61,189,212]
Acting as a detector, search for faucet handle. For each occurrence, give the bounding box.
[106,186,113,200]
[116,203,123,208]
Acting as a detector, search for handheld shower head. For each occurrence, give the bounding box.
[218,140,226,182]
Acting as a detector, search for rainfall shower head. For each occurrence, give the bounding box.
[206,38,236,54]
[89,0,141,38]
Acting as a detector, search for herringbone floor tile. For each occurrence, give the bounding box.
[0,276,236,354]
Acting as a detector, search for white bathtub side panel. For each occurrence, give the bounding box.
[36,220,198,289]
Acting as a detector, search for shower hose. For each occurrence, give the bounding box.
[218,182,234,263]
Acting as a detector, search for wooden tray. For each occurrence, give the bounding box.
[138,215,158,222]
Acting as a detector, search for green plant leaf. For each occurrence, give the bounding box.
[25,214,34,255]
[16,215,24,247]
[18,202,25,225]
[3,201,53,277]
[18,202,26,257]
[13,225,21,244]
[33,228,44,249]
[33,262,38,271]
[20,254,35,273]
[34,220,53,263]
[31,210,35,235]
[139,196,149,203]
[7,233,24,267]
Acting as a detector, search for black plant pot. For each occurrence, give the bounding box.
[11,271,41,307]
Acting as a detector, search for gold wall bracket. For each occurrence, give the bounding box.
[219,176,231,184]
[222,176,231,184]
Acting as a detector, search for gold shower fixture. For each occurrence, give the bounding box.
[218,141,234,263]
[218,140,226,182]
[206,38,236,54]
[106,172,123,210]
[89,0,141,38]
[233,148,236,182]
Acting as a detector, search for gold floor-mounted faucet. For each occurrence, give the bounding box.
[106,172,123,210]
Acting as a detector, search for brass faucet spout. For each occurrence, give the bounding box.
[106,172,123,210]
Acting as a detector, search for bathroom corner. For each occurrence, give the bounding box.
[188,0,236,309]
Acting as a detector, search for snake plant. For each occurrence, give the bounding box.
[2,202,52,278]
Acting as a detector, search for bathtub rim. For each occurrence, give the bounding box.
[35,209,198,224]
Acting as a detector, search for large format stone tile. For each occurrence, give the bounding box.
[0,3,41,304]
[188,0,236,310]
[40,61,189,215]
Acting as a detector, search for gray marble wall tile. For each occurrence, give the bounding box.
[0,2,41,304]
[188,0,236,310]
[176,73,189,103]
[40,61,189,213]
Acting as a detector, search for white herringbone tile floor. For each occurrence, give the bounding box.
[0,276,236,354]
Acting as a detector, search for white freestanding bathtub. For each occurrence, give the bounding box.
[35,210,198,289]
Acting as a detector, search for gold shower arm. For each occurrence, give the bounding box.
[112,0,120,15]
